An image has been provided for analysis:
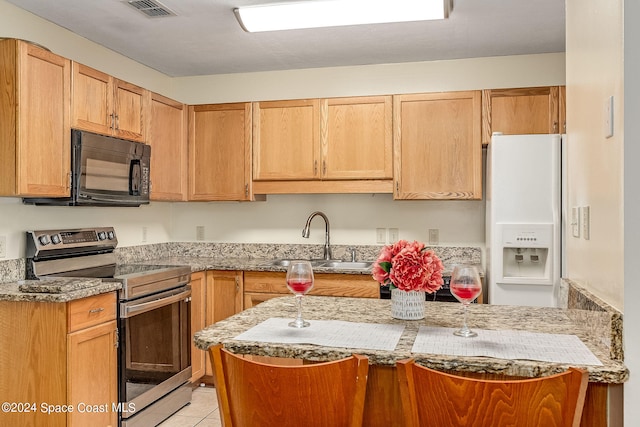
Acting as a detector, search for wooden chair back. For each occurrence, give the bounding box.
[209,344,369,427]
[397,359,588,427]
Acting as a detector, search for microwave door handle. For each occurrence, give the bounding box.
[129,159,141,196]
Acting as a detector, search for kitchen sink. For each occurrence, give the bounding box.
[270,259,328,267]
[319,261,373,269]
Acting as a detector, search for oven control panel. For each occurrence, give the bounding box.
[26,227,118,258]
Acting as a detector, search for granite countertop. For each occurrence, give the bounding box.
[122,255,482,277]
[194,295,629,384]
[0,278,122,302]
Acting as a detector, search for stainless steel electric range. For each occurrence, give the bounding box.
[26,227,192,427]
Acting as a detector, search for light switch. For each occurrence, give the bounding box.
[605,96,614,139]
[571,207,580,238]
[376,228,386,244]
[582,206,590,240]
[388,228,399,243]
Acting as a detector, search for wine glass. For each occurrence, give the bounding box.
[286,260,315,328]
[450,265,482,337]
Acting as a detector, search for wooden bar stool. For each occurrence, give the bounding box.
[397,359,588,427]
[209,344,369,427]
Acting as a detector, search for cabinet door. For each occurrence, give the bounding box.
[322,96,393,179]
[189,103,253,201]
[482,86,561,144]
[113,79,146,142]
[149,92,188,201]
[394,91,482,200]
[189,272,206,383]
[14,42,71,197]
[253,99,320,180]
[67,320,118,427]
[205,271,243,376]
[71,63,113,135]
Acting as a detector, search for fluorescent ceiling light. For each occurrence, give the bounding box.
[234,0,452,33]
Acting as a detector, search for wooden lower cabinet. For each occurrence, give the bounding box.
[244,271,379,308]
[0,292,118,427]
[190,270,244,384]
[189,271,207,383]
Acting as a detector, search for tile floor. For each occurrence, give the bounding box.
[158,385,222,427]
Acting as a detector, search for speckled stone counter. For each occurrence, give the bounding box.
[194,295,628,384]
[0,279,122,302]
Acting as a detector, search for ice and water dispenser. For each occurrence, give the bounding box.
[494,223,555,286]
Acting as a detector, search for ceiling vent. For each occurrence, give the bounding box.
[125,0,176,18]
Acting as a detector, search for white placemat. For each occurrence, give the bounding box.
[412,326,603,366]
[233,317,405,351]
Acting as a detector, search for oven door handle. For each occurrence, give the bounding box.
[121,289,191,318]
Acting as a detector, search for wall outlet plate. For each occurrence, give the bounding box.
[428,229,439,245]
[388,228,399,243]
[571,207,581,238]
[0,235,6,258]
[196,225,205,241]
[582,206,590,240]
[376,228,386,244]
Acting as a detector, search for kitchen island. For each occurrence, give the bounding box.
[195,295,627,427]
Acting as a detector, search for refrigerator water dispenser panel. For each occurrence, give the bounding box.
[497,223,555,286]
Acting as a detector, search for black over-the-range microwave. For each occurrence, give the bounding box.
[23,129,151,207]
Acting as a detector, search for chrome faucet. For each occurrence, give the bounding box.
[302,211,332,260]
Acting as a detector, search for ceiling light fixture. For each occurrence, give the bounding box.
[234,0,453,33]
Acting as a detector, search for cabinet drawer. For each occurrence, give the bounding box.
[68,292,117,332]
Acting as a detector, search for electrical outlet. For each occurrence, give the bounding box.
[141,227,148,243]
[428,229,439,245]
[376,228,386,244]
[388,228,399,243]
[582,206,590,240]
[196,225,205,241]
[0,235,6,258]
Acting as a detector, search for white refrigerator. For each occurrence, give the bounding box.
[485,134,561,307]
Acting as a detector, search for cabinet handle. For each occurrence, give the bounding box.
[314,160,318,176]
[323,160,327,176]
[396,181,399,196]
[245,183,249,197]
[553,121,559,133]
[235,277,240,292]
[89,307,104,314]
[115,114,120,130]
[109,113,115,129]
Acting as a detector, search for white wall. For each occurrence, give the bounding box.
[173,53,565,104]
[171,194,484,246]
[565,0,624,311]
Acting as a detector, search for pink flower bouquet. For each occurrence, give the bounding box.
[372,240,444,293]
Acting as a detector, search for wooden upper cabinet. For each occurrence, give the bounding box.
[482,86,562,145]
[0,39,71,197]
[253,99,320,181]
[252,96,393,194]
[393,91,482,200]
[188,103,255,201]
[148,92,188,201]
[71,62,147,142]
[322,96,393,179]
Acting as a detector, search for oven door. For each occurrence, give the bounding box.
[73,129,150,206]
[118,286,191,421]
